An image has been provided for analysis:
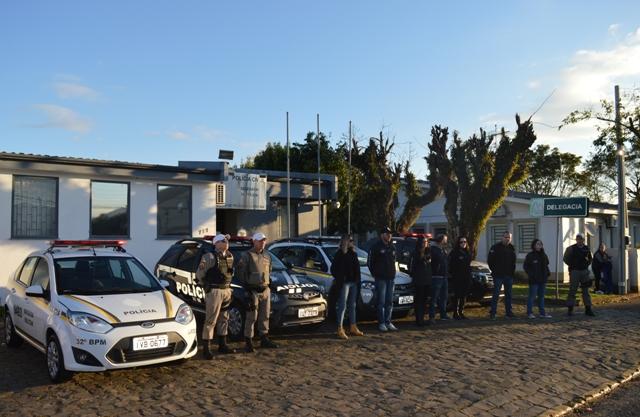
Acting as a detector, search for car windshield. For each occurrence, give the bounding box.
[324,245,368,267]
[54,257,162,295]
[228,247,287,271]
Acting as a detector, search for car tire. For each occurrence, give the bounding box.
[4,311,23,348]
[46,333,72,383]
[226,303,246,342]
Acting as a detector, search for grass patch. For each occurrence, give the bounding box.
[512,282,621,303]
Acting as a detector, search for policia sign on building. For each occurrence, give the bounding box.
[530,197,589,217]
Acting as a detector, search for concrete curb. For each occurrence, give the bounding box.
[537,366,640,417]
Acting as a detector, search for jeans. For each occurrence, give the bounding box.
[375,278,395,325]
[490,275,513,316]
[429,276,449,319]
[601,263,613,294]
[526,283,546,316]
[336,281,358,327]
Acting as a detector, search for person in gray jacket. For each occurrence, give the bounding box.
[236,232,279,352]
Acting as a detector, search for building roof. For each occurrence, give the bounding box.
[0,151,226,181]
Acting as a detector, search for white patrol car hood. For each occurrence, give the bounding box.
[359,267,412,285]
[59,290,177,324]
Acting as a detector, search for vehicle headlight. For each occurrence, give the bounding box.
[270,292,281,303]
[175,303,194,325]
[360,281,375,303]
[68,311,113,334]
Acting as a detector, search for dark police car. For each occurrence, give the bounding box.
[155,237,327,340]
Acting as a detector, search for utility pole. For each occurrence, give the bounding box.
[317,113,322,236]
[348,120,352,235]
[286,112,291,239]
[615,85,629,294]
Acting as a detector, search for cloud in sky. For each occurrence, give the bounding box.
[53,82,99,100]
[532,27,640,150]
[146,125,226,142]
[609,23,620,36]
[31,104,92,133]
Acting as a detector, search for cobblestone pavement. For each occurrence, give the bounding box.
[2,299,640,417]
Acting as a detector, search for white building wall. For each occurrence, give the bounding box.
[0,171,218,305]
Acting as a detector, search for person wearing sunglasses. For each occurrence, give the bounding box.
[449,236,472,320]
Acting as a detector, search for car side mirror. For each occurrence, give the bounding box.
[26,285,45,298]
[159,279,171,288]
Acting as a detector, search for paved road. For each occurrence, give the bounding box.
[2,299,640,417]
[569,377,640,417]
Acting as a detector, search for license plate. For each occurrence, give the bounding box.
[132,335,169,351]
[399,295,414,305]
[298,307,319,318]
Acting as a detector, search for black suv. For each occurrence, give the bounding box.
[154,237,327,340]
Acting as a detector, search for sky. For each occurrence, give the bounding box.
[1,1,640,179]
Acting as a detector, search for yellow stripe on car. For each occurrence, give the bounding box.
[64,295,121,323]
[162,290,173,318]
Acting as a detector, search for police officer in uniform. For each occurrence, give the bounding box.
[563,233,595,317]
[237,232,278,352]
[196,234,235,359]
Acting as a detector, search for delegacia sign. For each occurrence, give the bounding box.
[530,197,589,217]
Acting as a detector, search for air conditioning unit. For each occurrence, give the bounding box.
[215,184,225,205]
[605,215,618,229]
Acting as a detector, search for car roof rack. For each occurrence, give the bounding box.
[270,236,341,246]
[47,240,127,253]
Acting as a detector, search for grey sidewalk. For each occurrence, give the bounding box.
[1,300,640,417]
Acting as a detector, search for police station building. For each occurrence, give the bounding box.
[0,152,337,302]
[398,189,640,292]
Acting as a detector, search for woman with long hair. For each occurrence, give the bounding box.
[330,234,364,339]
[409,236,431,326]
[449,236,472,320]
[524,239,552,319]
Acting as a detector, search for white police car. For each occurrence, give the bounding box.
[2,240,197,382]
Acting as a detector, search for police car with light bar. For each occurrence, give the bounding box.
[2,240,197,382]
[155,236,328,340]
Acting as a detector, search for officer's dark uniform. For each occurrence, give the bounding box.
[196,249,234,357]
[563,242,594,316]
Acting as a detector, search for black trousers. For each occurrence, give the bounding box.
[454,296,466,314]
[414,284,429,324]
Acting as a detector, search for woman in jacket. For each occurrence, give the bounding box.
[449,236,472,320]
[331,234,364,339]
[409,237,431,326]
[593,243,613,294]
[524,239,552,319]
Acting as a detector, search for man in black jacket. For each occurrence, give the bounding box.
[488,231,516,319]
[429,234,450,324]
[563,233,595,316]
[367,226,398,332]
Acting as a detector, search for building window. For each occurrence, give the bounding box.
[517,223,537,253]
[12,175,58,238]
[157,185,191,237]
[91,181,129,237]
[490,224,509,247]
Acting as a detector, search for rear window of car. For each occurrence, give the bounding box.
[158,244,186,267]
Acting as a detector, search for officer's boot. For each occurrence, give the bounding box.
[260,335,279,349]
[585,305,596,317]
[244,337,255,353]
[217,335,235,354]
[567,306,574,316]
[203,339,214,360]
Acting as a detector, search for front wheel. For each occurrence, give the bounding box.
[226,304,246,342]
[4,312,23,348]
[47,334,72,383]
